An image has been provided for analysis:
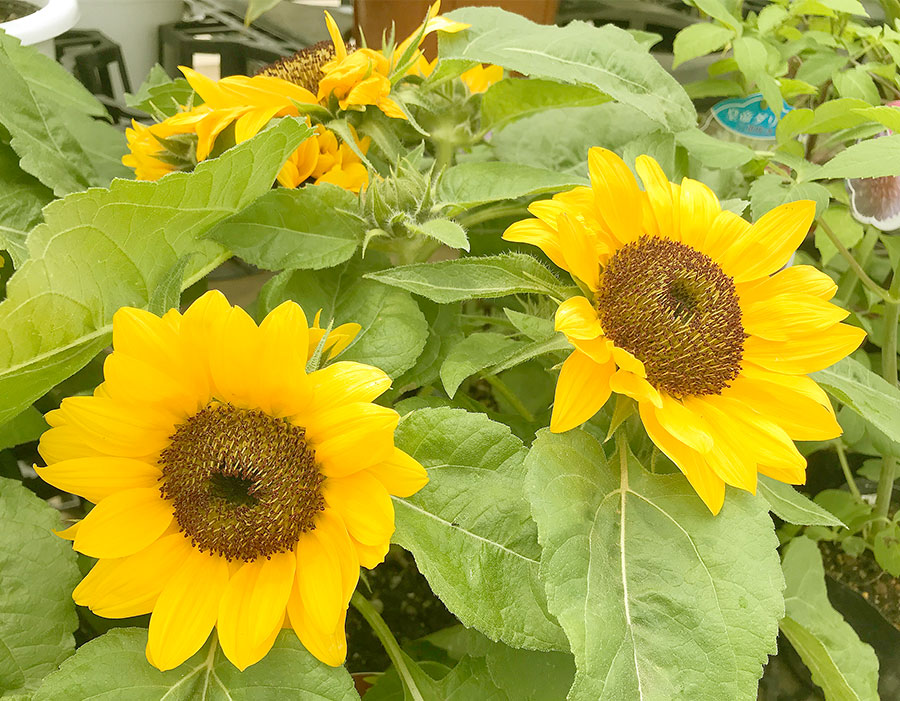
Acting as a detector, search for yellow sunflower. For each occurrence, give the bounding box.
[460,64,504,94]
[504,148,865,514]
[36,291,428,671]
[317,1,469,119]
[122,105,211,181]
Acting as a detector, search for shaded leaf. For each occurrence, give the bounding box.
[440,332,523,397]
[757,476,846,527]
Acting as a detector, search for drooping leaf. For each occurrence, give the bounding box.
[440,7,696,132]
[365,254,569,303]
[525,430,783,700]
[440,332,524,397]
[209,184,365,271]
[757,476,846,527]
[393,408,566,651]
[32,628,359,700]
[814,357,900,447]
[0,118,313,427]
[480,78,610,130]
[0,477,80,697]
[780,537,880,701]
[260,257,429,378]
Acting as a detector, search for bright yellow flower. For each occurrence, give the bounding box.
[460,64,503,93]
[317,1,468,119]
[122,105,211,181]
[36,291,427,671]
[505,148,865,514]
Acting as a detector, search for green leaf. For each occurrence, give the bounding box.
[393,302,463,392]
[441,7,696,132]
[757,476,846,527]
[65,116,132,186]
[832,67,880,105]
[525,430,783,700]
[732,36,783,114]
[0,142,52,267]
[812,134,900,179]
[0,477,80,697]
[481,79,610,130]
[874,523,900,576]
[244,0,284,24]
[851,105,900,132]
[440,332,523,397]
[209,184,364,270]
[814,357,900,446]
[0,32,98,196]
[686,0,743,32]
[32,628,359,700]
[0,118,313,427]
[803,98,873,134]
[260,258,429,378]
[489,335,570,375]
[675,127,755,169]
[757,4,789,33]
[780,537,880,701]
[439,162,586,212]
[408,219,470,252]
[815,206,863,264]
[817,0,868,14]
[393,408,566,651]
[0,406,47,451]
[749,174,830,220]
[365,254,568,304]
[673,23,734,68]
[125,65,197,118]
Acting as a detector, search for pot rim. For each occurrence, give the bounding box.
[0,0,79,46]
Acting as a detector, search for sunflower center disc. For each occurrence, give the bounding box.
[595,236,745,397]
[159,404,324,561]
[256,40,337,94]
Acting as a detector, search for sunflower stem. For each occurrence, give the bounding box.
[457,203,529,229]
[835,440,862,501]
[483,374,536,422]
[818,218,897,303]
[874,295,900,526]
[350,592,426,701]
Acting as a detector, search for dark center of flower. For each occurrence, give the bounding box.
[256,41,337,94]
[158,403,323,561]
[595,236,745,397]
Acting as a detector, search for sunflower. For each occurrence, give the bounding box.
[460,64,504,94]
[123,69,370,191]
[317,1,469,119]
[36,291,427,671]
[504,148,865,514]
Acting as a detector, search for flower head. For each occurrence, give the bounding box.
[505,148,865,514]
[122,106,210,180]
[37,291,427,671]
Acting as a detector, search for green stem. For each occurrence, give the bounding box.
[484,374,536,422]
[835,440,862,501]
[837,225,878,302]
[457,203,529,229]
[817,218,898,303]
[350,592,425,701]
[878,0,900,24]
[874,293,900,524]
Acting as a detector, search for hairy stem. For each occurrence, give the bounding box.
[874,290,900,525]
[835,440,862,501]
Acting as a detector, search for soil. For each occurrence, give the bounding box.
[819,541,900,630]
[0,0,39,23]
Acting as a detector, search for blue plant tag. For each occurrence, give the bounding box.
[710,93,792,140]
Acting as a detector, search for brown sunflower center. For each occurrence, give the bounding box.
[159,403,323,561]
[256,41,337,94]
[595,236,744,397]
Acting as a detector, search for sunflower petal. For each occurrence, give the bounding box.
[73,487,173,559]
[550,351,615,432]
[743,324,866,374]
[287,585,347,666]
[558,214,601,291]
[555,296,603,340]
[502,219,568,270]
[609,370,662,408]
[366,448,428,498]
[323,471,394,546]
[36,457,161,504]
[588,147,642,245]
[307,362,391,413]
[305,403,399,478]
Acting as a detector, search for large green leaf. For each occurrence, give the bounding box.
[441,8,696,132]
[439,162,585,212]
[480,78,610,130]
[0,477,80,697]
[209,184,365,271]
[0,143,51,267]
[393,408,566,651]
[259,257,428,378]
[32,628,358,700]
[525,430,783,700]
[0,118,313,427]
[812,134,900,180]
[365,254,569,303]
[814,356,900,446]
[0,32,98,196]
[780,537,879,701]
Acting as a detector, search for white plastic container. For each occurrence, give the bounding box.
[76,0,183,89]
[0,0,80,56]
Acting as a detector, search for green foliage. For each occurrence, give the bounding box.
[0,143,51,267]
[393,408,566,651]
[0,477,80,697]
[32,629,359,700]
[0,118,313,427]
[480,79,610,130]
[439,162,586,212]
[780,537,880,701]
[757,476,846,527]
[525,430,783,700]
[440,7,696,131]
